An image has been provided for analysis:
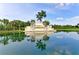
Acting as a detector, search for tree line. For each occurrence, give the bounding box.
[0,19,31,30]
[0,19,50,31]
[52,24,79,29]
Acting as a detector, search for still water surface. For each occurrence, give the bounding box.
[0,32,79,55]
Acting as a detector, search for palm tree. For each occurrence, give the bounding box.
[36,10,46,22]
[31,20,35,30]
[43,20,49,32]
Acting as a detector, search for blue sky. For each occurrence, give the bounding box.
[0,3,79,25]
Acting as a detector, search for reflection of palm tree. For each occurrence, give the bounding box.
[26,32,51,51]
[43,35,49,41]
[36,40,46,51]
[31,35,35,42]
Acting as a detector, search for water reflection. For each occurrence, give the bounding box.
[0,31,51,49]
[43,35,49,41]
[0,32,25,45]
[52,46,71,55]
[0,35,9,45]
[77,32,79,34]
[25,32,53,50]
[36,40,46,51]
[10,32,25,42]
[0,32,79,54]
[25,32,52,41]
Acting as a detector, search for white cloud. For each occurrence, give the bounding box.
[56,17,64,21]
[55,3,73,10]
[56,3,65,8]
[51,16,79,25]
[66,16,79,25]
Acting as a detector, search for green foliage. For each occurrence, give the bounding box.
[52,24,79,32]
[43,20,50,27]
[10,20,25,28]
[36,10,46,22]
[0,24,5,30]
[52,25,79,29]
[0,19,31,30]
[2,19,9,25]
[26,21,31,26]
[31,20,35,25]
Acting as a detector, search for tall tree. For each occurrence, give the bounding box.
[77,23,79,26]
[43,20,49,27]
[76,23,79,28]
[31,20,35,25]
[31,20,35,30]
[36,10,46,22]
[2,19,9,25]
[26,21,31,26]
[43,20,50,31]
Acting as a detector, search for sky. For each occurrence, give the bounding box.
[0,3,79,25]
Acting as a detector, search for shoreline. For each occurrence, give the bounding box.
[56,29,79,32]
[0,29,79,33]
[0,29,79,35]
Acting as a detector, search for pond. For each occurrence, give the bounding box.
[0,31,79,55]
